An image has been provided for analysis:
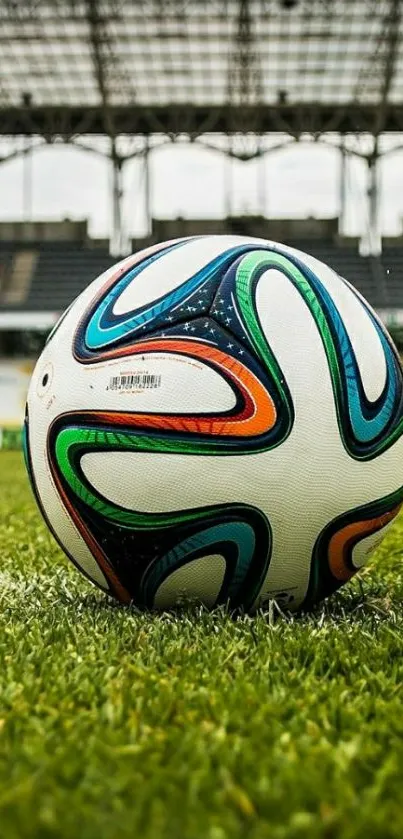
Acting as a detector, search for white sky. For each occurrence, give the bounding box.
[0,139,402,240]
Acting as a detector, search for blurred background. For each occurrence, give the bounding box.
[1,0,403,447]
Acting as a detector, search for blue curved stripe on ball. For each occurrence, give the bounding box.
[141,521,256,606]
[291,256,398,443]
[85,240,187,349]
[85,242,258,350]
[335,302,396,442]
[241,247,399,446]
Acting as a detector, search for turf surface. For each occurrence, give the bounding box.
[0,451,402,839]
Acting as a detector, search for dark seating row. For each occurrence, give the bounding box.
[0,239,402,314]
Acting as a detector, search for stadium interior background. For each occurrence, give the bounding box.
[1,0,403,447]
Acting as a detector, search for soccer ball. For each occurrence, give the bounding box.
[25,236,403,611]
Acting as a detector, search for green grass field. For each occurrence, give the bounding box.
[0,451,402,839]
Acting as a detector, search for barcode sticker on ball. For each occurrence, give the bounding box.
[108,373,162,391]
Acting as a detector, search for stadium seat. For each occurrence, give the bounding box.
[1,237,402,316]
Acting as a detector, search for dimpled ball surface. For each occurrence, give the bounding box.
[25,235,403,611]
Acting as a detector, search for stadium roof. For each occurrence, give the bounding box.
[0,0,402,140]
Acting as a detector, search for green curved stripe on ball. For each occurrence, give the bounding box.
[235,250,338,395]
[55,427,268,532]
[52,425,272,609]
[235,251,328,359]
[234,250,403,457]
[54,417,281,500]
[55,427,219,527]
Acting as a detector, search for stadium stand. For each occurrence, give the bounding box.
[0,218,402,317]
[0,222,115,313]
[0,247,16,300]
[380,244,403,308]
[25,243,114,312]
[2,250,38,307]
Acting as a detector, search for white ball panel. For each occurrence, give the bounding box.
[113,235,280,315]
[281,247,387,402]
[255,267,341,450]
[100,352,236,413]
[351,518,397,571]
[153,554,226,609]
[47,241,179,348]
[28,337,237,419]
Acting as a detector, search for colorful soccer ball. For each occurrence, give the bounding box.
[25,236,403,611]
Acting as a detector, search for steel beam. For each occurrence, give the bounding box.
[85,0,130,255]
[1,103,403,139]
[338,141,348,237]
[366,142,382,255]
[143,137,152,239]
[373,0,401,137]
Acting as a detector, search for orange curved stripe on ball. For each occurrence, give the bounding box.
[328,504,402,581]
[92,339,276,438]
